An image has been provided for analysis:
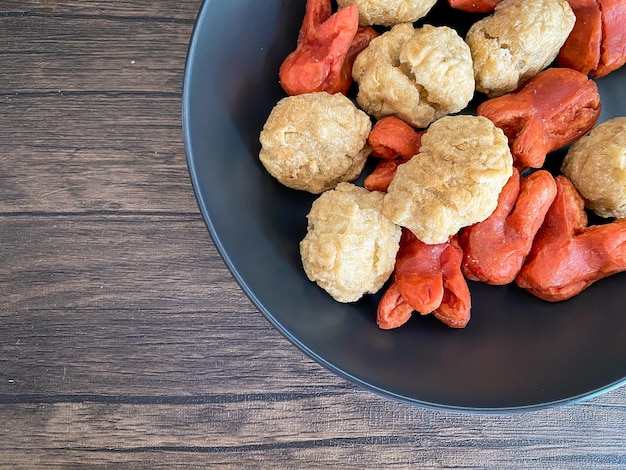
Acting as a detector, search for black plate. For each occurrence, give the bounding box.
[182,0,626,412]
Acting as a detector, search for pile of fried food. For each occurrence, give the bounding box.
[258,0,626,329]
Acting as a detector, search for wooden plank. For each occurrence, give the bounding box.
[0,0,200,22]
[0,94,196,213]
[1,214,238,311]
[0,306,346,397]
[0,5,195,94]
[0,214,342,394]
[0,391,624,468]
[0,2,199,213]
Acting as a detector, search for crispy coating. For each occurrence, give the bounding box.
[561,117,626,219]
[515,175,626,302]
[300,183,402,303]
[383,115,513,244]
[259,92,371,194]
[352,24,475,129]
[466,0,575,97]
[336,0,437,26]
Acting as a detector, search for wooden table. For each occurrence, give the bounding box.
[1,1,624,468]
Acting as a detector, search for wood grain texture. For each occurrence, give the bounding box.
[0,1,624,468]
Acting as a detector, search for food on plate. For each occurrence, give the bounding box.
[279,0,378,95]
[593,0,626,76]
[460,168,557,285]
[366,116,424,161]
[465,0,576,97]
[557,0,603,75]
[376,282,414,329]
[395,231,459,315]
[429,237,471,329]
[516,176,626,301]
[477,67,601,169]
[364,159,404,192]
[363,116,424,192]
[561,117,626,218]
[352,23,475,128]
[347,27,381,80]
[377,231,470,329]
[382,115,513,245]
[336,0,438,26]
[259,0,626,328]
[300,182,402,303]
[448,0,502,13]
[558,0,626,77]
[259,92,372,194]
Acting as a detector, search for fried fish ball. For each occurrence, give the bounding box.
[352,23,475,129]
[336,0,437,26]
[466,0,575,97]
[383,115,513,245]
[561,117,626,219]
[259,92,372,194]
[300,182,402,303]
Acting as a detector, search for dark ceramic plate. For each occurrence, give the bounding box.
[182,0,626,412]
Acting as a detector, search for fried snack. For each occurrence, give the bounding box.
[477,67,601,169]
[394,230,452,315]
[377,282,413,329]
[337,0,437,26]
[300,183,402,303]
[460,168,557,285]
[377,231,470,329]
[466,0,575,97]
[346,26,380,80]
[383,115,513,245]
[557,0,603,75]
[279,1,377,95]
[364,159,404,192]
[561,117,626,218]
[558,0,626,77]
[352,23,475,128]
[448,0,502,12]
[432,236,472,329]
[366,116,424,161]
[594,0,626,77]
[259,92,372,194]
[363,116,424,192]
[516,176,626,302]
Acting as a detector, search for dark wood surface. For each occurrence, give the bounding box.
[1,1,624,468]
